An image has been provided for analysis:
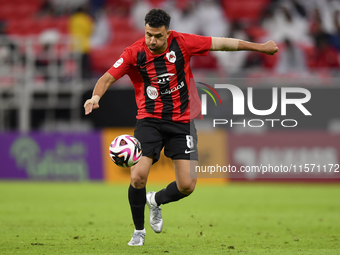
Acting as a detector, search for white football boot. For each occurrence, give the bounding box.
[146,191,163,233]
[127,229,145,246]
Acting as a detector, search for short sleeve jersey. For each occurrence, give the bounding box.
[107,31,212,123]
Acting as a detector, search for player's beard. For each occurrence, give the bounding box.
[148,41,167,53]
[149,45,157,51]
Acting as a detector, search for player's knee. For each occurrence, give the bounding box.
[130,174,147,189]
[178,181,196,195]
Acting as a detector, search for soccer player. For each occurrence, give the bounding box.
[84,8,278,246]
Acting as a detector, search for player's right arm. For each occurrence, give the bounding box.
[211,37,278,55]
[84,72,116,115]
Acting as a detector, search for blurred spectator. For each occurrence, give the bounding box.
[90,0,108,16]
[329,9,340,50]
[90,8,111,48]
[0,21,21,65]
[275,38,307,74]
[309,34,340,69]
[131,0,152,32]
[212,22,248,74]
[35,29,61,81]
[262,2,311,45]
[243,36,265,69]
[291,0,308,18]
[314,0,340,35]
[68,5,94,79]
[196,0,229,37]
[309,7,323,37]
[309,1,340,51]
[38,0,58,17]
[49,0,89,16]
[168,0,200,34]
[294,0,317,15]
[0,21,27,88]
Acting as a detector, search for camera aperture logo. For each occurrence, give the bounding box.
[197,82,223,114]
[198,83,312,128]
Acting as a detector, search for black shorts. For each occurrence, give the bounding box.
[134,118,198,164]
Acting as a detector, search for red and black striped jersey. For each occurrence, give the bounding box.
[107,30,212,123]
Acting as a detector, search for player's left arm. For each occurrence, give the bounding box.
[210,37,279,55]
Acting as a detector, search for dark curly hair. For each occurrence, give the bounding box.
[144,8,171,29]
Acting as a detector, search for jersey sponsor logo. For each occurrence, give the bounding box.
[146,86,159,100]
[113,58,123,68]
[150,73,175,85]
[161,81,185,95]
[166,51,176,63]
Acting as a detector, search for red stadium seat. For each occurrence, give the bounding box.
[6,19,24,35]
[105,0,135,16]
[55,16,69,34]
[191,53,218,70]
[14,0,40,5]
[6,17,68,36]
[301,45,317,69]
[105,0,133,8]
[246,26,267,40]
[90,46,127,73]
[147,0,166,7]
[21,19,41,35]
[16,4,39,19]
[111,31,144,46]
[107,17,144,48]
[108,16,134,32]
[221,0,270,22]
[0,0,41,19]
[0,5,16,20]
[36,17,57,33]
[262,50,278,69]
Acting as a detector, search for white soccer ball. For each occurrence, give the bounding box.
[109,134,142,168]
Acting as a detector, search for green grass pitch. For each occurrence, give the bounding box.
[0,181,339,254]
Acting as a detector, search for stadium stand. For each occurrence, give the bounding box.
[1,0,339,75]
[1,0,340,131]
[221,0,271,22]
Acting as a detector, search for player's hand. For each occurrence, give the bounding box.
[262,41,279,55]
[84,95,100,115]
